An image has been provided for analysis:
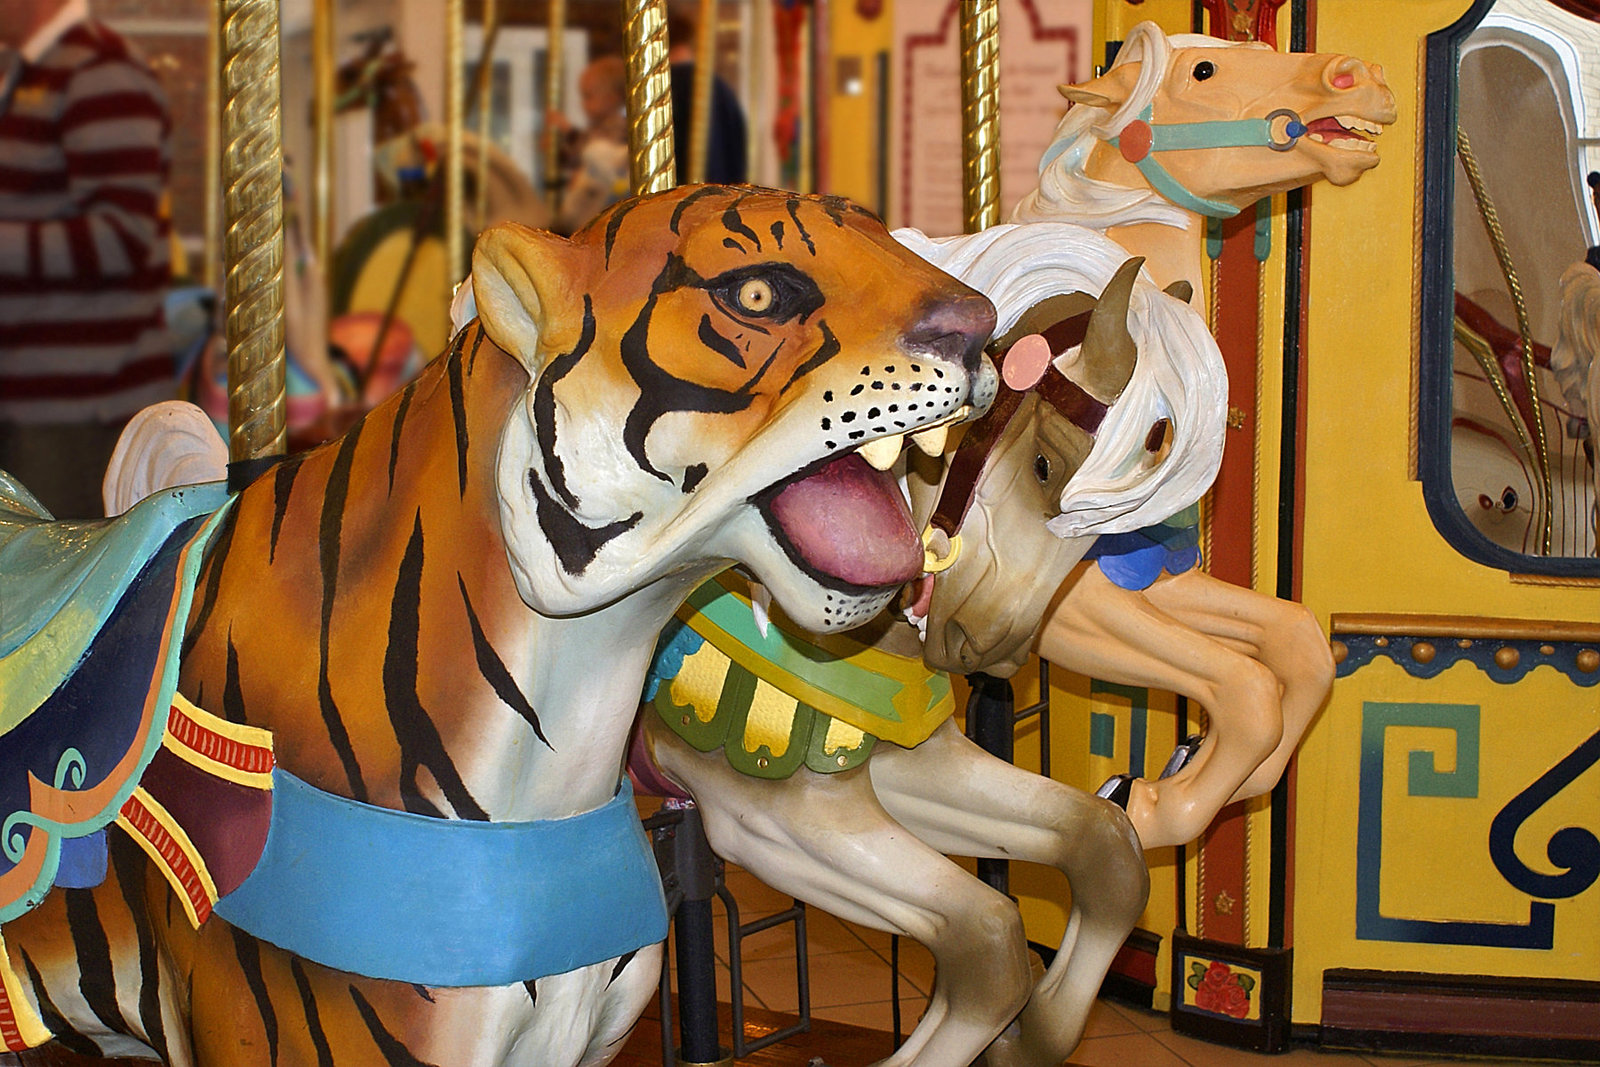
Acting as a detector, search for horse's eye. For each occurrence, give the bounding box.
[1194,60,1216,81]
[1034,454,1051,483]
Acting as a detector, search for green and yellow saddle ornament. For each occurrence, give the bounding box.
[646,575,954,778]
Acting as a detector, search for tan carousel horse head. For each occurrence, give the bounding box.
[1020,20,1397,227]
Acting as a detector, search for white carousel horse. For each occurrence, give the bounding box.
[992,21,1396,848]
[641,220,1226,1067]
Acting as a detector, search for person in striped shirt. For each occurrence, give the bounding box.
[0,0,173,518]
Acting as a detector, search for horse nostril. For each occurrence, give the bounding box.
[1328,55,1363,90]
[903,293,997,371]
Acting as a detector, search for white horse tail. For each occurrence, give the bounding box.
[102,401,229,517]
[1552,261,1600,439]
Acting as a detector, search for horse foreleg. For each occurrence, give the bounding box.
[1036,564,1283,849]
[642,716,1033,1067]
[869,721,1147,1067]
[1140,568,1334,803]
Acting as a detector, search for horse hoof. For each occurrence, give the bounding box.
[1095,773,1135,808]
[1159,734,1203,779]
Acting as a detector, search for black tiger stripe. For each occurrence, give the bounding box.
[668,185,733,235]
[229,926,279,1067]
[682,463,708,494]
[527,469,642,575]
[620,260,756,480]
[769,219,785,249]
[182,503,239,659]
[608,950,638,985]
[109,834,167,1059]
[698,314,746,368]
[350,986,440,1067]
[223,628,246,724]
[466,327,486,374]
[781,320,840,393]
[786,197,816,255]
[533,297,597,511]
[385,514,489,820]
[447,335,470,498]
[411,984,435,1003]
[318,421,370,802]
[388,380,418,494]
[290,958,335,1067]
[722,237,747,253]
[19,949,103,1056]
[818,195,850,227]
[63,889,127,1036]
[457,576,553,750]
[523,979,538,1005]
[268,455,304,565]
[723,199,763,251]
[602,196,646,266]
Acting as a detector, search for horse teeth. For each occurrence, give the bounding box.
[858,435,904,471]
[1335,114,1383,135]
[912,424,949,456]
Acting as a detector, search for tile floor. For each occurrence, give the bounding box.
[673,864,1572,1067]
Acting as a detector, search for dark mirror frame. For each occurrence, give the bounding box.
[1418,0,1600,576]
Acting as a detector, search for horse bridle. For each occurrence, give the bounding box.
[1107,104,1307,219]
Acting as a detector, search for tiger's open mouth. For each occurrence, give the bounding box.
[759,452,923,591]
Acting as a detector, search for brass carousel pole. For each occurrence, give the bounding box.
[960,0,1001,234]
[624,0,677,195]
[544,0,567,213]
[311,0,335,277]
[221,0,287,461]
[446,0,466,284]
[477,0,501,229]
[688,0,716,184]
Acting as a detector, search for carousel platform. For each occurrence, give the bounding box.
[616,1000,897,1067]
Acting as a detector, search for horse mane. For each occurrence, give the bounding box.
[1551,261,1600,430]
[896,221,1226,539]
[1010,22,1239,232]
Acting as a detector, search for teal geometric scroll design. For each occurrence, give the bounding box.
[1356,701,1554,949]
[1090,680,1147,778]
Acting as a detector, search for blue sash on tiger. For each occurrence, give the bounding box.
[649,574,954,777]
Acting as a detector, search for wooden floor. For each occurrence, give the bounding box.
[615,998,898,1067]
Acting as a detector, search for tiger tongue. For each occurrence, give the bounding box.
[768,452,924,589]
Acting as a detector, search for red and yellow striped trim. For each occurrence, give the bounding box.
[0,933,52,1051]
[117,787,218,928]
[162,692,274,788]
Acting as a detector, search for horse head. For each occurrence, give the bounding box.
[896,223,1226,676]
[1023,21,1397,226]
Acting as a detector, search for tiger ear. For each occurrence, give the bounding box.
[1058,62,1142,111]
[472,223,588,371]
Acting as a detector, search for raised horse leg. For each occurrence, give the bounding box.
[868,721,1148,1067]
[642,715,1034,1067]
[1035,562,1330,850]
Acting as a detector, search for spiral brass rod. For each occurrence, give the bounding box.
[624,0,677,195]
[202,0,221,292]
[545,0,567,213]
[960,0,1001,235]
[221,0,287,462]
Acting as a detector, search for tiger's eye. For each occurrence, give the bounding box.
[1194,60,1216,81]
[739,279,774,313]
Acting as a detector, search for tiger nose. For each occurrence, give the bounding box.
[902,291,997,373]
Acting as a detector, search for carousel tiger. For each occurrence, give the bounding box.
[0,185,997,1067]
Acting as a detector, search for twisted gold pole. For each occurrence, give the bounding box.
[544,0,566,213]
[446,0,466,284]
[960,0,1001,235]
[311,0,334,277]
[1457,127,1553,553]
[688,0,716,185]
[221,0,287,462]
[624,0,677,195]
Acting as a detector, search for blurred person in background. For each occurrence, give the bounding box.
[667,6,746,186]
[548,53,630,233]
[0,0,173,519]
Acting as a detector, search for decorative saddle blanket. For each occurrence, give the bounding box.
[648,576,953,778]
[0,475,666,1019]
